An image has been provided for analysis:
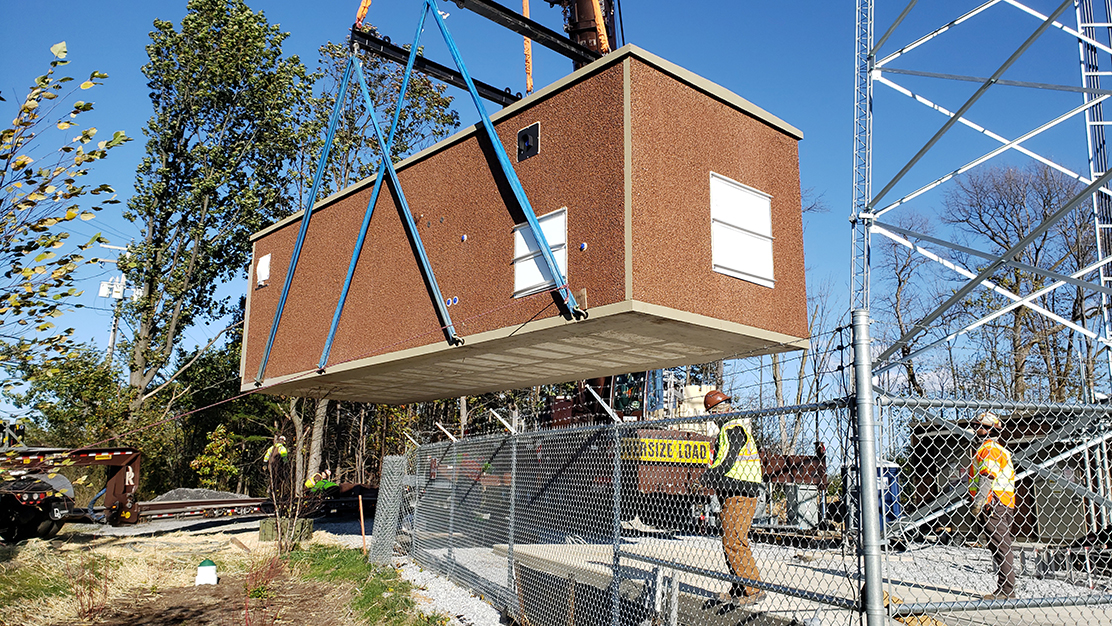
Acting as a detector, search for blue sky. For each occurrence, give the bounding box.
[0,1,1099,376]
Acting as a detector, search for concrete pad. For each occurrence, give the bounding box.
[490,540,1112,626]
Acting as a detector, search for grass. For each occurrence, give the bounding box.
[0,546,68,609]
[289,545,448,626]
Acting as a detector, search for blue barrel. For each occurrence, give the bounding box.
[878,460,902,529]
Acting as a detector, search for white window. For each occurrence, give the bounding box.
[512,207,567,297]
[256,253,271,288]
[710,172,774,288]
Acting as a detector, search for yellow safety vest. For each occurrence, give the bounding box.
[710,418,763,483]
[969,439,1015,508]
[265,443,288,462]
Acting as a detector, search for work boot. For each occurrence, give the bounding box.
[981,591,1014,600]
[719,585,765,605]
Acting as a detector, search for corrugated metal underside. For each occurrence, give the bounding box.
[249,301,806,404]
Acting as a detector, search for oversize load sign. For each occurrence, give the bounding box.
[624,438,711,464]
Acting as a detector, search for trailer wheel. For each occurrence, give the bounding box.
[1,513,46,542]
[35,519,63,539]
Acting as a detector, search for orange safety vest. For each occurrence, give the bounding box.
[968,439,1015,508]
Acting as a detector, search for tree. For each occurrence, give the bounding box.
[119,0,312,413]
[298,38,458,201]
[190,423,239,490]
[121,4,460,415]
[0,42,129,376]
[876,211,938,397]
[172,306,288,494]
[943,164,1094,401]
[5,345,130,447]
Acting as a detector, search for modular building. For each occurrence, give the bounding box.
[241,45,808,404]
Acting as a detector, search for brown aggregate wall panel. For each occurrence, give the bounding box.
[242,46,809,402]
[243,63,628,385]
[628,59,808,342]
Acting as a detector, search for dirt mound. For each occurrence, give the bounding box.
[151,488,242,502]
[71,575,360,626]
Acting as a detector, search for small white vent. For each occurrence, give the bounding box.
[710,172,774,288]
[512,208,567,298]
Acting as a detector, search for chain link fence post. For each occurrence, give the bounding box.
[611,422,622,626]
[853,309,888,626]
[447,441,456,579]
[507,431,517,607]
[370,454,408,565]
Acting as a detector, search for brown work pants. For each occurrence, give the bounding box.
[980,499,1015,597]
[721,495,762,596]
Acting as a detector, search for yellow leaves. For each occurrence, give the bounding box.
[50,42,67,59]
[80,81,94,90]
[12,155,33,170]
[57,121,72,130]
[79,212,95,221]
[65,209,78,220]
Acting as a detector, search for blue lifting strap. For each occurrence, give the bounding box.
[318,8,435,370]
[256,57,355,384]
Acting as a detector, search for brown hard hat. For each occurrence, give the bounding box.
[704,390,731,411]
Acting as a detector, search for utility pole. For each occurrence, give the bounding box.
[97,244,131,365]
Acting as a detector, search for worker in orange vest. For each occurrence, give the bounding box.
[968,411,1016,600]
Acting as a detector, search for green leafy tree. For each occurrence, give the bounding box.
[298,38,458,201]
[120,0,314,413]
[5,345,130,447]
[173,311,287,495]
[190,424,240,490]
[0,42,129,376]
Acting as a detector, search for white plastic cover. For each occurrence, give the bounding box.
[710,172,774,288]
[512,208,567,298]
[256,253,271,287]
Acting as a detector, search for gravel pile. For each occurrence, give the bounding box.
[151,487,243,502]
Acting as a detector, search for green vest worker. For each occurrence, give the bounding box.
[306,470,338,493]
[699,390,765,605]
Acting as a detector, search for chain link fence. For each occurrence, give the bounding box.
[368,321,1112,625]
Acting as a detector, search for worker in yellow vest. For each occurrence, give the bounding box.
[264,436,288,464]
[699,390,765,605]
[968,411,1016,600]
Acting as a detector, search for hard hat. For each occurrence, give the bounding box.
[704,390,732,411]
[976,412,1002,429]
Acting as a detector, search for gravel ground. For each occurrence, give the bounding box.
[394,557,509,626]
[311,519,507,625]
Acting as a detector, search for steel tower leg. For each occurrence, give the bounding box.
[851,0,874,314]
[1077,0,1112,392]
